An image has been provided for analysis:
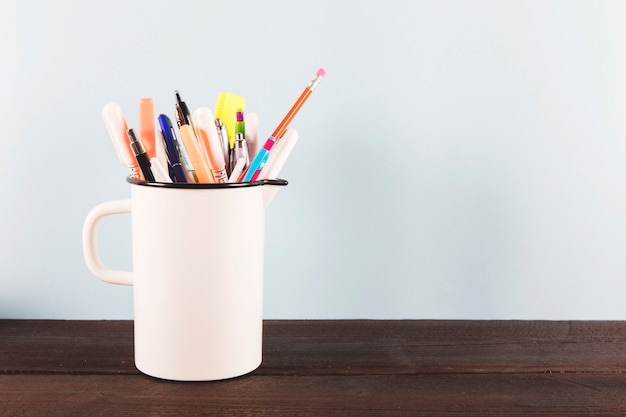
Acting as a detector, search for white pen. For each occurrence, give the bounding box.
[259,129,299,180]
[228,158,246,183]
[150,157,172,183]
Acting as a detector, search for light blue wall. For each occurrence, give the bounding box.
[2,0,626,319]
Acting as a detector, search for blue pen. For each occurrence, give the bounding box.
[158,114,190,183]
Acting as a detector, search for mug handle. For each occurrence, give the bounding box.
[82,199,134,286]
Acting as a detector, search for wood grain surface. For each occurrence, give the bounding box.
[1,320,625,416]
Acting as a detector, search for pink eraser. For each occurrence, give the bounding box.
[317,68,327,77]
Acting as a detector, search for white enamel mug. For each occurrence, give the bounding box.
[82,177,287,381]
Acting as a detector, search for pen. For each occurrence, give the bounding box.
[158,114,190,183]
[175,91,213,183]
[231,109,245,171]
[153,118,169,176]
[230,132,250,173]
[127,128,156,182]
[102,103,142,179]
[242,67,326,182]
[228,158,246,183]
[215,118,230,175]
[174,90,197,133]
[193,107,229,183]
[149,157,172,183]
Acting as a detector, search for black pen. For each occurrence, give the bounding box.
[175,90,195,131]
[127,128,156,182]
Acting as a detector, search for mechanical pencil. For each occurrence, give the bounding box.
[230,132,250,174]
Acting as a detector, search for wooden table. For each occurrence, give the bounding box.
[1,320,626,416]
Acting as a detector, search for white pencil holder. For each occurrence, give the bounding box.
[82,177,287,381]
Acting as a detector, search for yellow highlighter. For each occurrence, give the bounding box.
[215,92,246,149]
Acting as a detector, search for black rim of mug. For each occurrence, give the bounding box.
[126,176,288,189]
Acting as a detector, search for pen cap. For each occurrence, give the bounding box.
[102,103,133,165]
